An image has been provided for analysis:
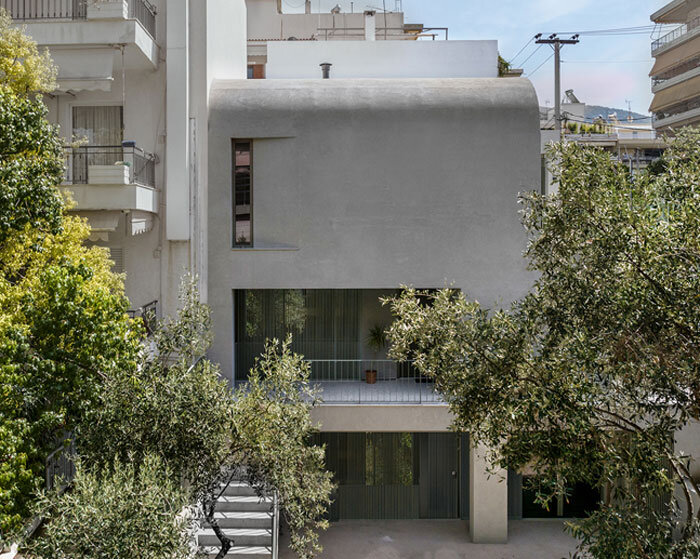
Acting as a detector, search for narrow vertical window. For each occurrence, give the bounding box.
[233,140,252,247]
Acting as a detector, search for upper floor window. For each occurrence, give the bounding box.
[233,140,252,247]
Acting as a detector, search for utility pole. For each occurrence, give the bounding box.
[535,34,580,140]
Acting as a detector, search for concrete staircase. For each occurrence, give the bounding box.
[199,481,277,559]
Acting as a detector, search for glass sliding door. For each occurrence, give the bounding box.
[71,106,123,183]
[234,289,361,381]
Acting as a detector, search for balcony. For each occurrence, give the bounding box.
[2,0,158,79]
[1,0,156,37]
[233,289,447,406]
[59,145,158,225]
[652,15,700,54]
[308,360,441,405]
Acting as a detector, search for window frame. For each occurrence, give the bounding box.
[232,139,253,248]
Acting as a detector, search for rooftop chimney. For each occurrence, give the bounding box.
[305,0,311,14]
[364,10,376,41]
[320,62,332,79]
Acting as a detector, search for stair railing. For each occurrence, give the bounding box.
[272,491,280,559]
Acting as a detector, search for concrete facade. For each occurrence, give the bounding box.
[208,76,539,541]
[207,78,540,380]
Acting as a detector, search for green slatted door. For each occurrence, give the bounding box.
[317,432,459,520]
[418,433,459,519]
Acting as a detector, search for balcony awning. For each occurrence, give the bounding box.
[52,49,115,93]
[650,34,700,76]
[650,74,700,111]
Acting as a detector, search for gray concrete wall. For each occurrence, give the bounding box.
[208,78,541,380]
[311,405,452,432]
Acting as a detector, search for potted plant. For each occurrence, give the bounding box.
[365,324,386,385]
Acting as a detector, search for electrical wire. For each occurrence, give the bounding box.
[518,44,544,68]
[526,52,554,77]
[542,25,660,36]
[508,36,535,64]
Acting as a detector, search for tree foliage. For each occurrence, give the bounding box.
[0,218,141,540]
[80,278,234,495]
[0,10,56,95]
[385,131,700,558]
[25,455,196,559]
[0,18,140,542]
[221,338,334,559]
[80,279,333,559]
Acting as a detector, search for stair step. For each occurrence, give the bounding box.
[198,528,272,547]
[215,496,274,512]
[200,545,272,559]
[207,512,273,529]
[221,482,258,497]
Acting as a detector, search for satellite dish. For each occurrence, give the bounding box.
[331,4,341,13]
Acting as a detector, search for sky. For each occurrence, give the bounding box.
[281,0,677,115]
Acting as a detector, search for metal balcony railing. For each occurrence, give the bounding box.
[46,437,76,492]
[1,0,155,37]
[652,16,700,53]
[306,359,441,404]
[127,0,155,38]
[63,145,156,187]
[0,0,87,20]
[127,300,158,335]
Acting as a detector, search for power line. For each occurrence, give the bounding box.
[562,59,651,64]
[526,52,554,77]
[508,36,535,64]
[518,44,544,67]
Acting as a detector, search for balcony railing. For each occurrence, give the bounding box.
[306,360,442,405]
[0,0,87,20]
[46,437,76,492]
[652,16,700,53]
[63,145,156,187]
[128,0,155,38]
[127,300,158,335]
[0,0,155,38]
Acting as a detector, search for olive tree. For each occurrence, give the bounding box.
[79,279,333,559]
[384,131,700,558]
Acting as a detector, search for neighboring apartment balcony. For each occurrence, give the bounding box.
[1,0,155,35]
[651,15,700,55]
[1,0,158,84]
[60,145,158,219]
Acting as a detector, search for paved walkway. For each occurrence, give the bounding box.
[280,519,579,559]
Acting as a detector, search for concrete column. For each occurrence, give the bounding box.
[364,11,376,41]
[166,0,190,241]
[469,441,508,543]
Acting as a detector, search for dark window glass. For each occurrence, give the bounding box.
[233,140,252,246]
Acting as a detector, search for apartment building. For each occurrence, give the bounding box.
[1,0,248,316]
[650,0,700,130]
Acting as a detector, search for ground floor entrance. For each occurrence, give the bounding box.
[315,433,465,520]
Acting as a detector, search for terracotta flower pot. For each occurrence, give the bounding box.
[365,370,377,384]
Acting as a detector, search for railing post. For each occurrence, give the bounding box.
[272,492,280,559]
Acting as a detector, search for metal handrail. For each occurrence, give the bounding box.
[45,437,76,492]
[272,492,280,559]
[652,16,700,52]
[0,0,87,20]
[127,299,158,335]
[302,359,440,404]
[63,145,156,187]
[127,0,156,38]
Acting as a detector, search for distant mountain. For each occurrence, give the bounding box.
[584,105,651,123]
